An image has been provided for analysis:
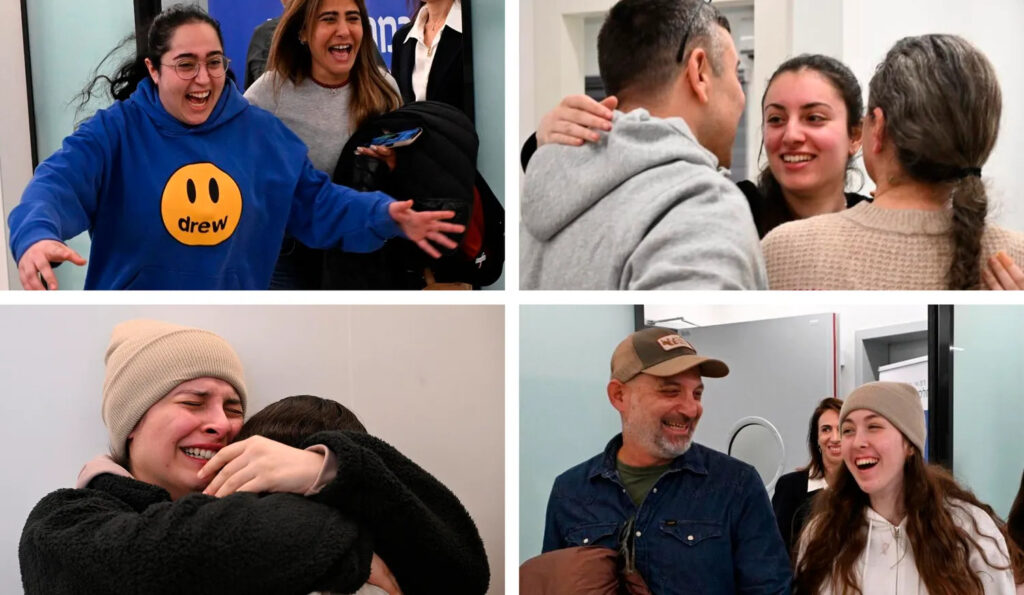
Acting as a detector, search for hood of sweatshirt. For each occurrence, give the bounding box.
[128,77,249,136]
[521,108,724,241]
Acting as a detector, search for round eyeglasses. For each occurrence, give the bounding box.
[161,57,231,80]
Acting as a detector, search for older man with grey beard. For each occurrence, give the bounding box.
[541,327,791,594]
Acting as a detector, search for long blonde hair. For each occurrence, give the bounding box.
[267,0,401,128]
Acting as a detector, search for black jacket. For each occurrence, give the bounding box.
[20,431,489,594]
[771,469,821,558]
[324,101,482,289]
[391,20,474,121]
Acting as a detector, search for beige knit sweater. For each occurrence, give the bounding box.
[762,201,1024,289]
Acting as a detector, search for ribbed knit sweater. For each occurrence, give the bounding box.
[762,201,1024,289]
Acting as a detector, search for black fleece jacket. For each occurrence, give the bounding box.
[20,430,489,595]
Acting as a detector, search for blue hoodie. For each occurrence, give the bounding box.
[8,78,400,289]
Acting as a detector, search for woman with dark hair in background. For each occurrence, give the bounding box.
[245,0,403,288]
[796,382,1023,594]
[390,0,471,119]
[763,34,1024,290]
[7,3,461,290]
[772,397,843,557]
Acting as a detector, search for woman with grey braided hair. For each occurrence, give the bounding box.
[762,34,1024,290]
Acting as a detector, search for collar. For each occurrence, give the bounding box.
[589,433,709,481]
[408,0,463,43]
[840,200,952,235]
[807,475,828,492]
[77,454,134,488]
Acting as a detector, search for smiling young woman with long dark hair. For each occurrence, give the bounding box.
[795,382,1023,594]
[7,4,459,290]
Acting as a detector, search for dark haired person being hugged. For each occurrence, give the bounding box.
[772,397,843,558]
[244,0,403,289]
[229,395,489,595]
[526,54,868,239]
[795,382,1023,594]
[762,35,1024,290]
[8,4,461,290]
[19,321,489,594]
[742,55,868,238]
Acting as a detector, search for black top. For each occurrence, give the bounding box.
[391,19,474,122]
[244,17,280,91]
[771,469,823,559]
[736,179,871,239]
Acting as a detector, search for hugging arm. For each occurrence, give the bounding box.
[19,475,373,595]
[304,431,490,595]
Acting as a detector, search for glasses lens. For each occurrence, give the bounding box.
[176,60,199,79]
[207,58,226,77]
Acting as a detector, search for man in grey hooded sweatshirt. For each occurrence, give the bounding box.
[520,0,767,290]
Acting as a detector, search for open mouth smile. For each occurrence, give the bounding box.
[854,456,879,470]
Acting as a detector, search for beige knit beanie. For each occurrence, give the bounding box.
[102,319,248,461]
[839,381,925,453]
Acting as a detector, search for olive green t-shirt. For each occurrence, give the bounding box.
[616,459,671,507]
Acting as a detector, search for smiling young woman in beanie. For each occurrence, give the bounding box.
[795,381,1024,594]
[18,319,489,595]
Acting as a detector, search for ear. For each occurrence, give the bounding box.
[868,107,886,155]
[607,379,628,414]
[848,118,864,156]
[144,57,160,85]
[684,47,712,104]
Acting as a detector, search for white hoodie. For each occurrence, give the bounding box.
[801,500,1016,594]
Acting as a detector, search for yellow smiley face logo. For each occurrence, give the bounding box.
[161,162,242,246]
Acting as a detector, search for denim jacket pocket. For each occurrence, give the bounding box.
[565,522,620,548]
[660,520,723,546]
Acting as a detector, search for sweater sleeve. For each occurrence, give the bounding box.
[7,113,112,262]
[304,430,490,595]
[286,157,402,252]
[19,475,373,595]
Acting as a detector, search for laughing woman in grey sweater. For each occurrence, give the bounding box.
[245,0,404,289]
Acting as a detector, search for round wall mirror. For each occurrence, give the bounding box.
[727,416,785,491]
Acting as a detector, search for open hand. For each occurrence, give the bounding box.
[537,94,618,147]
[355,144,397,171]
[388,200,465,258]
[982,251,1024,290]
[198,435,325,497]
[18,239,86,290]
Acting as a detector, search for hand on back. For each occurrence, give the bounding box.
[537,94,618,147]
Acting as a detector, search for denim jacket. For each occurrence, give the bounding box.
[542,435,792,594]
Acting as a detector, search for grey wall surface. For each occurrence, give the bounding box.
[678,313,838,490]
[0,305,505,594]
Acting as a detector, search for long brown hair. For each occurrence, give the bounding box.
[796,449,1024,594]
[867,35,1001,290]
[267,0,401,128]
[802,397,843,481]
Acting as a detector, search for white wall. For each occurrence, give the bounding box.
[643,304,926,397]
[0,305,505,594]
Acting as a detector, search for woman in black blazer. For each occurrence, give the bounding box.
[391,0,474,121]
[772,397,843,559]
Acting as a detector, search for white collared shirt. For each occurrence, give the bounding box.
[405,0,462,101]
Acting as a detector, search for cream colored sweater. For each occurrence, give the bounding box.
[762,202,1024,289]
